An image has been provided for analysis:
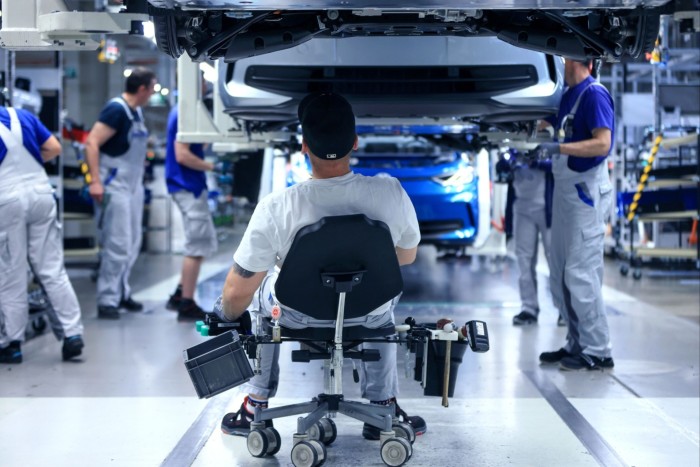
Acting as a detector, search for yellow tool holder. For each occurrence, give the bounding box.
[626,134,664,222]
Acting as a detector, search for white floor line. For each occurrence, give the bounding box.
[641,398,700,447]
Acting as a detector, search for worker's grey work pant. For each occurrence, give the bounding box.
[95,173,144,307]
[513,203,551,315]
[239,272,400,401]
[549,156,612,358]
[0,181,83,346]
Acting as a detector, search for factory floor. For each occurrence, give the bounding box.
[0,227,698,467]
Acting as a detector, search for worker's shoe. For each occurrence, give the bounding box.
[221,397,273,436]
[560,353,614,371]
[62,335,84,361]
[539,348,571,364]
[97,305,120,320]
[177,299,207,322]
[0,341,22,364]
[166,286,182,311]
[362,398,427,440]
[557,314,566,327]
[119,297,143,312]
[512,311,538,326]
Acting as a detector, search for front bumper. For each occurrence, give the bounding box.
[402,179,479,246]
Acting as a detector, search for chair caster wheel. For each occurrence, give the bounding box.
[308,439,327,465]
[265,427,282,456]
[633,269,642,280]
[291,439,325,467]
[247,427,281,457]
[392,421,415,445]
[391,422,416,444]
[308,418,337,446]
[247,429,268,458]
[32,316,47,334]
[380,437,412,466]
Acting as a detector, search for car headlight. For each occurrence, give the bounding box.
[433,166,475,188]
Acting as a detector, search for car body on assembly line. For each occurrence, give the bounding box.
[216,35,564,135]
[288,134,480,249]
[145,0,697,63]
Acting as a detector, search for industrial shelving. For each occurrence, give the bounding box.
[607,15,699,279]
[622,133,699,278]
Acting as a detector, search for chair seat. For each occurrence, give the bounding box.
[268,320,396,341]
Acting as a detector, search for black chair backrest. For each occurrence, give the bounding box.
[275,214,403,320]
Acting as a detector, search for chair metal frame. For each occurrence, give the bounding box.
[246,214,415,466]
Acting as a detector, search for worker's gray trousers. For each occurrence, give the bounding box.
[513,203,551,316]
[0,180,83,346]
[95,169,144,307]
[238,272,400,401]
[549,156,612,358]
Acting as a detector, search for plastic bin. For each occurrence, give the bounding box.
[184,330,254,399]
[413,327,468,397]
[618,187,697,217]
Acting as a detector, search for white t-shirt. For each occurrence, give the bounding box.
[234,171,420,274]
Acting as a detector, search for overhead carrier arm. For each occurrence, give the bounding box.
[0,0,148,51]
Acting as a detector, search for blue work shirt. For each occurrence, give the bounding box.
[97,98,143,157]
[165,107,207,196]
[0,107,52,167]
[555,76,615,173]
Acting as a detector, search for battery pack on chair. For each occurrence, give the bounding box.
[465,320,490,353]
[183,330,254,399]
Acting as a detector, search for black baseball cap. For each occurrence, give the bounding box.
[298,92,356,160]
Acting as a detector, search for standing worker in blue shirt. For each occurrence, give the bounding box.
[533,58,615,371]
[0,104,84,363]
[164,106,217,321]
[85,68,157,320]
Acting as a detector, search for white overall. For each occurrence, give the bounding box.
[513,167,551,315]
[0,108,83,346]
[95,98,148,307]
[549,153,613,357]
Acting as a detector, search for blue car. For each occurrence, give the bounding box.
[287,135,478,248]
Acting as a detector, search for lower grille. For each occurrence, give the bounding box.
[419,220,464,234]
[245,65,538,96]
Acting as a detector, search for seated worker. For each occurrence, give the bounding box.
[216,92,426,440]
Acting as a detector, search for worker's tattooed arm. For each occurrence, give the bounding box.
[222,262,266,320]
[233,262,255,278]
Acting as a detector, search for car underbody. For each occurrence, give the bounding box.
[142,0,696,63]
